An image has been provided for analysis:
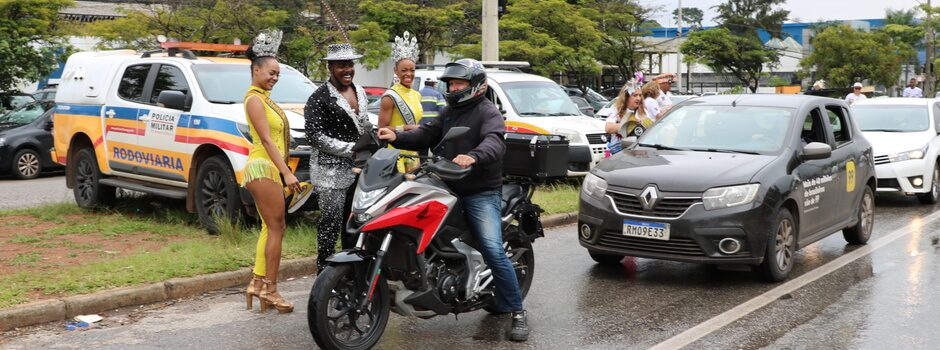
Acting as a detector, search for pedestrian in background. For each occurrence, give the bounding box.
[420,76,446,120]
[641,81,666,120]
[604,86,646,156]
[903,78,923,98]
[653,73,676,111]
[845,82,867,105]
[378,31,423,173]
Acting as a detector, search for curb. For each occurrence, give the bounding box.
[0,212,577,332]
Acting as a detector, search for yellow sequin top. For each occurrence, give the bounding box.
[241,85,290,186]
[386,83,423,172]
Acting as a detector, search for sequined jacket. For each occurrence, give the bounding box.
[303,82,369,189]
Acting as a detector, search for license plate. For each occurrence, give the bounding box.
[623,220,670,241]
[288,157,300,173]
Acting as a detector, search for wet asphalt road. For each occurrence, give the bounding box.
[0,173,70,210]
[3,193,940,349]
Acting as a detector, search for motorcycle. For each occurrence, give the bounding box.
[307,126,544,350]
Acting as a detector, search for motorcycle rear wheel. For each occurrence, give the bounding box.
[308,264,390,350]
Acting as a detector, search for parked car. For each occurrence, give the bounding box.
[363,86,388,105]
[570,96,595,117]
[578,95,875,282]
[0,100,62,179]
[32,86,57,101]
[596,99,616,120]
[852,98,940,203]
[0,92,35,116]
[564,86,610,111]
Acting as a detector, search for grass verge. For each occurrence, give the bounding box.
[532,178,581,215]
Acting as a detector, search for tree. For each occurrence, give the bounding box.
[358,0,466,63]
[672,7,704,28]
[799,25,903,88]
[583,0,655,82]
[0,0,74,92]
[681,0,789,92]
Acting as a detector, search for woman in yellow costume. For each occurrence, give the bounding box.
[378,31,424,172]
[241,30,312,314]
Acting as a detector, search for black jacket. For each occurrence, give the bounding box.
[303,82,369,189]
[393,98,505,196]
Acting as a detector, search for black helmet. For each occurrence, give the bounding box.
[440,58,487,107]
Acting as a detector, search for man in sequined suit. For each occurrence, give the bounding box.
[303,44,370,271]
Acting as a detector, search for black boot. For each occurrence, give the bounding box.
[508,310,529,342]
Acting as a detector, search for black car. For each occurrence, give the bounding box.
[569,96,595,117]
[563,86,610,111]
[578,95,875,281]
[0,101,61,179]
[31,86,57,101]
[0,92,36,115]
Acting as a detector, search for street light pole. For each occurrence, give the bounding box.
[482,0,499,61]
[677,0,683,93]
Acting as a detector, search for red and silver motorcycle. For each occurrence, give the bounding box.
[307,127,543,350]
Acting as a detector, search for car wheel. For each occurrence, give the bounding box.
[71,148,116,209]
[917,164,940,204]
[194,155,242,234]
[589,251,624,265]
[758,209,796,282]
[844,186,874,244]
[12,149,41,179]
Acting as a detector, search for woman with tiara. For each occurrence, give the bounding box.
[241,29,312,314]
[378,31,424,173]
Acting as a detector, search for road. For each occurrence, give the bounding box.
[2,193,940,349]
[0,174,71,210]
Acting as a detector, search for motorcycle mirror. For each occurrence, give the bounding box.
[433,126,470,153]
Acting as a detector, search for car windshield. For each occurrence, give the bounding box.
[0,102,50,125]
[638,105,795,153]
[851,105,929,132]
[502,81,581,116]
[1,95,34,112]
[192,64,316,104]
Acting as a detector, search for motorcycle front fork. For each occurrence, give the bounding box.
[357,233,392,310]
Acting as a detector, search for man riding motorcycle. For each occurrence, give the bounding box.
[377,58,530,342]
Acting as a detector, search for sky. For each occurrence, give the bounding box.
[647,0,924,27]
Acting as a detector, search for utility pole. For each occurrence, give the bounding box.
[482,0,499,61]
[928,0,936,98]
[677,0,683,93]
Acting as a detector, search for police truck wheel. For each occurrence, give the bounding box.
[194,156,241,234]
[72,148,115,209]
[12,149,41,179]
[844,186,874,244]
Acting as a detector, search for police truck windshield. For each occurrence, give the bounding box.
[192,64,316,104]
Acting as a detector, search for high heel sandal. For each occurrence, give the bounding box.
[245,273,264,310]
[259,279,294,314]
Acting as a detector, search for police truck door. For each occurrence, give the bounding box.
[136,64,191,183]
[104,63,155,176]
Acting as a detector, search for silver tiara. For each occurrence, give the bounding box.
[251,29,282,58]
[391,31,419,63]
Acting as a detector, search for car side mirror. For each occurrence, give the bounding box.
[44,120,53,131]
[157,90,188,111]
[801,142,832,160]
[621,136,638,150]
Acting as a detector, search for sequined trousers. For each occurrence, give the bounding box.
[315,185,356,271]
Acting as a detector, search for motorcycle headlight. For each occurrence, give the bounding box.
[554,128,585,144]
[702,184,760,210]
[889,145,928,162]
[352,188,387,210]
[581,173,607,200]
[353,213,373,225]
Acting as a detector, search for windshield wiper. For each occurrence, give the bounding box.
[863,129,905,132]
[637,143,690,151]
[208,99,236,105]
[545,112,574,116]
[697,148,761,155]
[518,112,549,117]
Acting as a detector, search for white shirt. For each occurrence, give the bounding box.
[644,97,662,119]
[903,86,923,98]
[845,93,867,105]
[657,90,673,110]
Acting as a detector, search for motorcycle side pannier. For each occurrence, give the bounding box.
[503,132,569,182]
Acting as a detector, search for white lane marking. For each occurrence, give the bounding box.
[650,209,940,350]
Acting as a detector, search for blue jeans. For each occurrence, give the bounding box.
[460,190,524,312]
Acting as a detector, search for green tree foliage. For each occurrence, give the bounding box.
[582,0,654,81]
[358,0,465,62]
[0,0,74,91]
[672,7,704,28]
[682,0,789,92]
[799,25,903,88]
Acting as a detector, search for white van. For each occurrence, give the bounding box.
[409,64,608,175]
[53,45,316,232]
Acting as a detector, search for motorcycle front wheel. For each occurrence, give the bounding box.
[308,264,390,350]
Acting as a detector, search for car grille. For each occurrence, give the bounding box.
[586,133,608,145]
[597,230,705,256]
[877,178,900,189]
[606,191,700,218]
[874,155,890,165]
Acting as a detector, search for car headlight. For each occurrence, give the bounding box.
[352,187,387,210]
[889,145,928,162]
[554,128,585,144]
[0,138,5,147]
[581,173,607,200]
[702,184,760,210]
